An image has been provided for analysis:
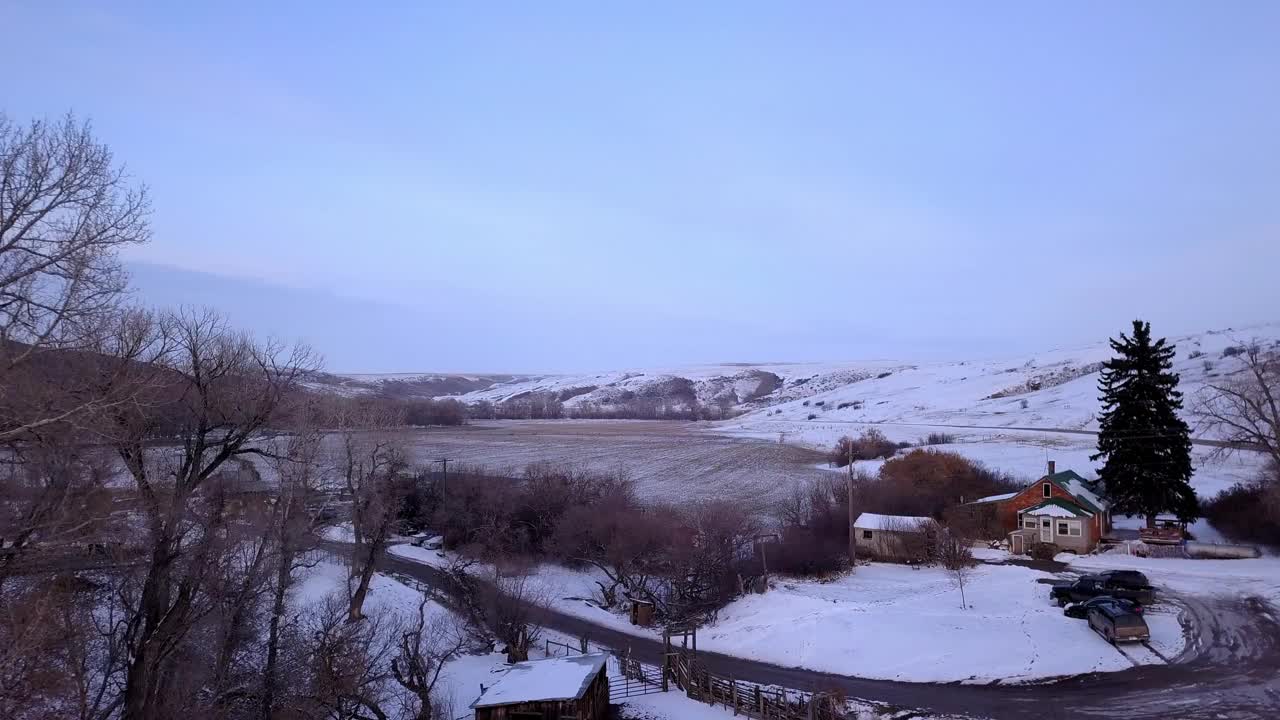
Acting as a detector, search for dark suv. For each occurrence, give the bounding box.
[1089,570,1150,589]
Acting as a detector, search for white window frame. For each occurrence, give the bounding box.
[1022,516,1037,530]
[1057,519,1083,537]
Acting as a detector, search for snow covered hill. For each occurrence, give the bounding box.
[337,323,1279,437]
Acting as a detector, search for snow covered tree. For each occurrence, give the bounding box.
[1091,320,1198,526]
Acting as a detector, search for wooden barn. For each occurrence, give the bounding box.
[471,653,609,720]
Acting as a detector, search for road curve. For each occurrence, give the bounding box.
[367,548,1280,720]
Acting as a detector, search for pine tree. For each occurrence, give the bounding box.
[1091,320,1198,526]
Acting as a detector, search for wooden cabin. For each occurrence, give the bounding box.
[471,653,609,720]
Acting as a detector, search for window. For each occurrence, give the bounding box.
[862,530,873,539]
[1042,483,1052,498]
[1058,522,1069,535]
[1058,520,1083,537]
[1023,517,1036,529]
[1041,518,1050,528]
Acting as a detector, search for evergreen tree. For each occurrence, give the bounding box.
[1092,320,1198,526]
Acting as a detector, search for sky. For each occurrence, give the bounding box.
[5,2,1279,372]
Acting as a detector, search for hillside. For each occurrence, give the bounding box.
[336,323,1280,437]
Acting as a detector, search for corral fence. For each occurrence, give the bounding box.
[667,653,845,720]
[603,628,846,718]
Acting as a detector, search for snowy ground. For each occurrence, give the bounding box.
[386,546,1186,685]
[298,560,927,719]
[692,562,1184,684]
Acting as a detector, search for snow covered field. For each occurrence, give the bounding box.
[693,562,1184,683]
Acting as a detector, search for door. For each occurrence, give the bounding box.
[1040,517,1052,543]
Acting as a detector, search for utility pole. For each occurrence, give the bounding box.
[847,443,856,571]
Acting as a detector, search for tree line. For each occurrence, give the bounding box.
[0,112,478,720]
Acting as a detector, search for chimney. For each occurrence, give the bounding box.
[1047,460,1056,476]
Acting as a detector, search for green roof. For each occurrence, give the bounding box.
[1021,497,1092,517]
[1043,470,1105,514]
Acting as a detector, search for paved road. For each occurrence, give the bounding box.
[372,548,1280,720]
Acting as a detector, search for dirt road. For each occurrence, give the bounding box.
[378,550,1280,720]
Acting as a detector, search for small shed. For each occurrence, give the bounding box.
[471,653,609,720]
[628,598,655,627]
[853,513,934,561]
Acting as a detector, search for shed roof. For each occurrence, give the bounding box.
[853,512,933,530]
[1020,498,1091,518]
[968,491,1018,505]
[471,654,607,709]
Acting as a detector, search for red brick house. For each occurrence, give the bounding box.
[967,461,1111,553]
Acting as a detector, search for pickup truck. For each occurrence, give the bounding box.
[1050,576,1156,606]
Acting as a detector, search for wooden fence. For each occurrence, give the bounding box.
[668,654,844,720]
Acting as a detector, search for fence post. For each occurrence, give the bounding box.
[731,676,738,715]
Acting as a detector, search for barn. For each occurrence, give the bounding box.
[471,653,610,720]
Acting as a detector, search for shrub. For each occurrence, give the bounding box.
[1019,399,1029,409]
[1188,349,1204,359]
[814,400,825,407]
[828,429,899,466]
[924,432,955,445]
[875,450,1022,519]
[1203,359,1215,373]
[807,413,817,420]
[1203,477,1280,545]
[876,371,893,379]
[837,402,853,410]
[1029,543,1058,561]
[802,400,810,406]
[1223,345,1245,358]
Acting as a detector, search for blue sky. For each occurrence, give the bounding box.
[6,2,1279,372]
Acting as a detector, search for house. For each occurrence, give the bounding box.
[967,461,1111,554]
[852,512,935,561]
[471,653,609,720]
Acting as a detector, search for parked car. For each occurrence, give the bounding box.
[1063,596,1143,619]
[1086,570,1151,590]
[1050,577,1155,606]
[1087,601,1150,644]
[412,534,444,550]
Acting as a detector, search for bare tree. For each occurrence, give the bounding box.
[301,596,397,720]
[485,571,548,663]
[934,527,975,610]
[107,308,315,720]
[390,600,465,720]
[336,401,408,623]
[0,113,151,442]
[1198,343,1280,468]
[260,422,334,719]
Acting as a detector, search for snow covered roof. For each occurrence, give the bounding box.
[968,491,1017,505]
[1020,499,1091,518]
[471,654,607,708]
[853,512,933,531]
